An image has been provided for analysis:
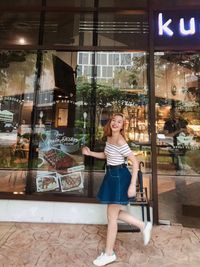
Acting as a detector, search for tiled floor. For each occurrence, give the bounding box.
[0,222,200,267]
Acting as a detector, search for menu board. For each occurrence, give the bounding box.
[35,131,85,193]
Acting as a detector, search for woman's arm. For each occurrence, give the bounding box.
[127,152,139,197]
[82,146,106,159]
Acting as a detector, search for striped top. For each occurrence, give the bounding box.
[104,142,132,165]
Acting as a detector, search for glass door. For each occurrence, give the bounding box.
[155,52,200,227]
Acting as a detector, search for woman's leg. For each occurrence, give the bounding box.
[105,204,121,255]
[118,209,145,231]
[118,209,152,246]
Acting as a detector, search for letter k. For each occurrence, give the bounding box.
[158,13,174,36]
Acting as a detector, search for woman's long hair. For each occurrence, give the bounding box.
[103,113,126,138]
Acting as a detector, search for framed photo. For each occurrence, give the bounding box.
[59,172,84,192]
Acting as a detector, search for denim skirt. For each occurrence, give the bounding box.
[97,165,131,205]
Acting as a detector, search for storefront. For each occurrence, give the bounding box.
[0,0,200,227]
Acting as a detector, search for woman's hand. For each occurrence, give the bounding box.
[128,184,136,198]
[82,147,106,159]
[82,146,91,156]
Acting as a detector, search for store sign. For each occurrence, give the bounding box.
[154,10,200,48]
[158,13,195,37]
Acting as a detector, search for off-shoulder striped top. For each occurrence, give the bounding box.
[104,142,132,166]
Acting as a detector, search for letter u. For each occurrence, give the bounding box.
[180,18,195,35]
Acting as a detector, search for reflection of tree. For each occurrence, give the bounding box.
[161,53,200,104]
[76,80,125,120]
[76,78,92,106]
[155,53,200,125]
[0,69,8,96]
[76,80,141,127]
[113,55,146,89]
[114,68,138,88]
[0,51,37,95]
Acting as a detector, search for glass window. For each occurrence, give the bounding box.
[155,52,200,227]
[96,53,107,65]
[96,12,148,49]
[83,65,92,76]
[0,51,37,193]
[32,51,87,196]
[77,52,151,199]
[155,52,200,177]
[76,65,83,76]
[102,66,113,78]
[77,51,149,163]
[43,12,94,46]
[89,51,150,198]
[72,51,150,200]
[79,53,89,65]
[108,53,120,66]
[97,66,101,77]
[0,50,150,201]
[0,12,40,46]
[121,53,132,65]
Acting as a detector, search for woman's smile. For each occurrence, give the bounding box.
[110,115,124,131]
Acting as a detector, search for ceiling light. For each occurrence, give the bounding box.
[18,37,26,45]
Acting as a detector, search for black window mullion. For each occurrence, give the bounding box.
[26,0,46,194]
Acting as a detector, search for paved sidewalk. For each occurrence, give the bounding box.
[0,222,200,267]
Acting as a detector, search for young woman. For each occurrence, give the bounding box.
[82,113,152,267]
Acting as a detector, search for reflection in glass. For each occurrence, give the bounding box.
[0,13,40,46]
[97,13,148,48]
[0,50,150,197]
[77,51,149,171]
[44,13,93,46]
[155,52,200,227]
[0,51,37,193]
[76,51,150,201]
[155,53,200,176]
[34,51,86,195]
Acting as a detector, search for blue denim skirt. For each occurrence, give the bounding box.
[97,164,131,205]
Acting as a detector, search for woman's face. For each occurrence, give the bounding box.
[110,115,124,133]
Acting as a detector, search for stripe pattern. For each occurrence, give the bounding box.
[104,142,132,166]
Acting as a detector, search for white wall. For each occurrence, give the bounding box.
[0,200,152,224]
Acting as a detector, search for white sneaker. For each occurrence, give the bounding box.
[143,222,152,246]
[93,252,117,266]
